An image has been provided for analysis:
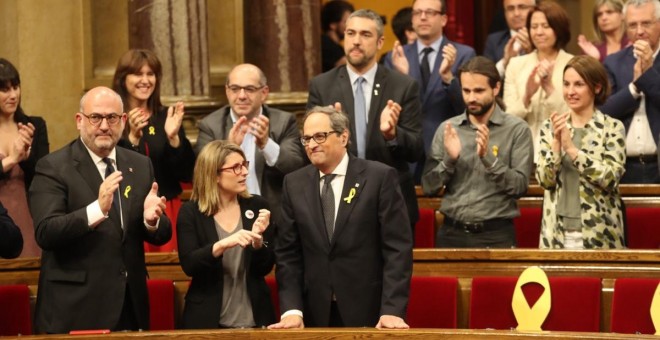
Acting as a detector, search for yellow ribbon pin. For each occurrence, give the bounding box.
[492,145,499,157]
[148,126,155,135]
[343,188,356,204]
[124,185,131,198]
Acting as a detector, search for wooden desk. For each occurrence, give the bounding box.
[14,328,659,339]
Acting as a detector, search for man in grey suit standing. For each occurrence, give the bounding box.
[196,64,306,219]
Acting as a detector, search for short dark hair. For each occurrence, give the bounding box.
[526,1,571,51]
[564,55,610,106]
[412,0,448,15]
[458,56,505,109]
[321,1,355,32]
[112,49,163,114]
[392,7,413,45]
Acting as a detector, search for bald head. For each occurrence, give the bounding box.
[225,64,270,118]
[76,86,126,158]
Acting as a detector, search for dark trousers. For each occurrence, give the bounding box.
[115,286,139,331]
[436,220,516,248]
[621,160,659,184]
[329,301,344,327]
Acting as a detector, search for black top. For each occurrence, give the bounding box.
[321,34,345,72]
[118,106,195,200]
[1,110,49,190]
[0,200,22,259]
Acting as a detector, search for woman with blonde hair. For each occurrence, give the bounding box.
[177,140,276,328]
[537,55,626,249]
[578,0,629,62]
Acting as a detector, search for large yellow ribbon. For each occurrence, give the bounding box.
[343,188,356,204]
[651,282,660,335]
[512,266,551,331]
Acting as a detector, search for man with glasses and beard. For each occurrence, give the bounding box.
[422,56,533,248]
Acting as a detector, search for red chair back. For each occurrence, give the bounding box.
[407,276,458,328]
[513,207,542,248]
[415,208,435,248]
[0,284,32,335]
[265,276,280,320]
[611,278,660,334]
[147,279,175,330]
[625,207,660,249]
[470,276,601,332]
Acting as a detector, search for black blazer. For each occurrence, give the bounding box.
[29,139,172,333]
[0,200,22,259]
[276,156,413,327]
[307,65,423,225]
[0,110,49,189]
[177,196,276,328]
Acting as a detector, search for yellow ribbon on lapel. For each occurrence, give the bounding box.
[148,126,155,135]
[512,266,551,331]
[651,282,660,335]
[124,185,131,198]
[343,188,356,204]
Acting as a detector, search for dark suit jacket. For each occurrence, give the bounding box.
[307,65,423,224]
[0,201,22,259]
[29,139,172,333]
[483,30,511,64]
[177,196,276,328]
[195,105,306,222]
[600,46,660,147]
[275,155,413,327]
[383,38,475,152]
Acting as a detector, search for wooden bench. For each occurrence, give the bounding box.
[2,250,658,333]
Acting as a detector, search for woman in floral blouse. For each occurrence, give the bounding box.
[536,55,626,249]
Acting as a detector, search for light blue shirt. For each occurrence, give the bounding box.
[230,108,281,195]
[416,36,444,72]
[346,63,378,123]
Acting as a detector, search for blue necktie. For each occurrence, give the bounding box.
[354,77,367,159]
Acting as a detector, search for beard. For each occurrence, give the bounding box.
[467,99,495,117]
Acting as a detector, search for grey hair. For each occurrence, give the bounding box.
[303,106,350,135]
[79,87,124,113]
[348,9,384,38]
[623,0,660,21]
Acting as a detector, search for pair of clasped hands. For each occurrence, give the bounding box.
[443,122,491,159]
[549,111,579,160]
[98,175,166,228]
[127,102,186,148]
[4,122,35,168]
[212,209,271,256]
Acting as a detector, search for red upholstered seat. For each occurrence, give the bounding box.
[0,284,32,335]
[610,278,660,334]
[407,276,458,328]
[147,279,175,330]
[625,207,660,249]
[415,208,435,248]
[513,207,542,248]
[470,276,601,332]
[266,276,280,321]
[145,197,181,253]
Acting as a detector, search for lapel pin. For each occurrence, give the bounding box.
[492,145,499,157]
[148,126,156,135]
[124,185,132,198]
[374,90,379,96]
[376,83,380,88]
[128,167,133,173]
[355,183,359,187]
[343,188,357,204]
[245,210,255,219]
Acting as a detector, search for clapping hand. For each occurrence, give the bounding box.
[164,101,185,147]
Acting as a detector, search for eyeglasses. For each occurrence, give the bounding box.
[300,131,339,146]
[81,113,123,126]
[218,161,250,175]
[412,9,444,17]
[627,20,657,31]
[505,4,532,13]
[226,84,265,94]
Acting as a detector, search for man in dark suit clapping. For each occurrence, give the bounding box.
[29,87,172,333]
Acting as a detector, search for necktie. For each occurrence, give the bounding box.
[102,158,121,221]
[354,77,367,158]
[321,174,337,241]
[420,47,433,92]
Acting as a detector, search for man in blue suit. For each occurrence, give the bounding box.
[383,0,475,182]
[483,0,535,78]
[600,0,660,183]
